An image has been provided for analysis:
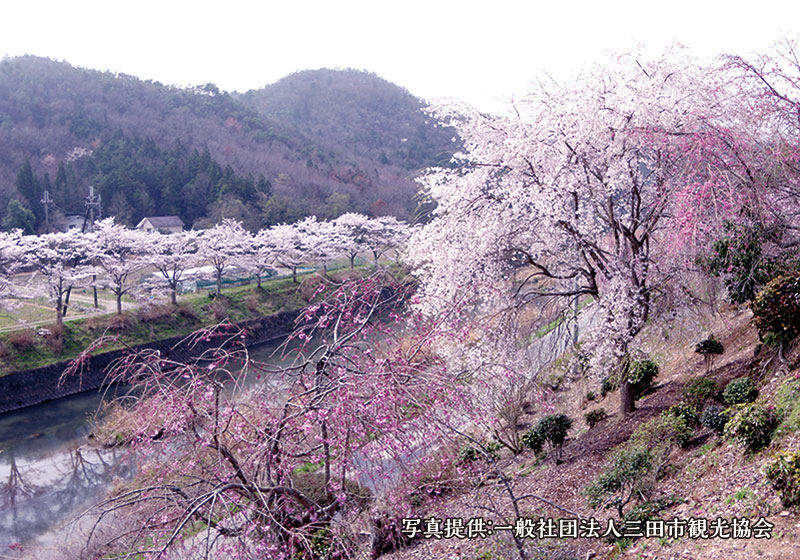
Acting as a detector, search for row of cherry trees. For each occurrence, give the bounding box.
[0,213,410,326]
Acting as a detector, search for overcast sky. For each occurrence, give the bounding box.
[2,1,799,112]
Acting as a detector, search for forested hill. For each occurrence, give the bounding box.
[238,69,456,171]
[0,56,456,233]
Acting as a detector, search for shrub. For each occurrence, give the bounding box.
[44,324,64,354]
[460,445,479,462]
[537,413,573,447]
[723,377,758,406]
[629,359,659,399]
[108,313,131,331]
[245,291,261,313]
[177,304,198,320]
[724,403,779,452]
[695,335,724,356]
[521,427,544,454]
[764,450,800,508]
[631,413,693,462]
[586,414,689,518]
[584,445,653,518]
[683,377,719,411]
[299,274,326,302]
[695,335,724,374]
[523,413,573,461]
[700,405,728,437]
[211,300,228,321]
[586,391,596,401]
[703,223,775,304]
[485,440,502,458]
[406,447,478,507]
[8,329,35,349]
[750,274,800,346]
[138,304,174,323]
[600,377,617,396]
[459,441,500,463]
[585,409,607,429]
[664,402,700,428]
[776,378,800,435]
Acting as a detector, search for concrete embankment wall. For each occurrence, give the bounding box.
[0,309,300,414]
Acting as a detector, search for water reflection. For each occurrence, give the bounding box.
[0,337,291,553]
[0,390,135,552]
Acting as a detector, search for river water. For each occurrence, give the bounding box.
[0,337,295,556]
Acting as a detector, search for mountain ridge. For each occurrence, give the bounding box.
[0,56,456,231]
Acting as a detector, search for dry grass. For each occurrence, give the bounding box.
[7,328,35,349]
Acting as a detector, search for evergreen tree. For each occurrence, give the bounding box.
[3,199,36,234]
[16,159,41,225]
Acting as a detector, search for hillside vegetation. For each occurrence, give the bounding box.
[0,57,456,231]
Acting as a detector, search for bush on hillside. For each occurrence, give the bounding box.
[631,413,693,464]
[664,402,700,428]
[723,377,758,406]
[724,403,778,452]
[629,359,659,399]
[695,335,724,373]
[459,440,501,463]
[8,329,35,349]
[776,377,800,435]
[704,223,775,304]
[765,450,800,508]
[750,274,800,347]
[521,426,544,454]
[585,409,607,429]
[584,446,653,518]
[585,409,692,519]
[523,413,573,462]
[700,405,728,437]
[600,376,617,396]
[683,376,719,411]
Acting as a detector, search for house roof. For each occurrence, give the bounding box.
[137,216,184,228]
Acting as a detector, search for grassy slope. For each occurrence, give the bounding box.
[0,277,308,374]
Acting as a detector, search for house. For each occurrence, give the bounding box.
[57,214,86,232]
[136,216,184,234]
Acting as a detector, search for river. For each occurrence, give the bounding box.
[0,337,296,557]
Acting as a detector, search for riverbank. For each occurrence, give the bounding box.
[0,276,309,373]
[0,275,316,413]
[0,306,302,414]
[0,266,392,414]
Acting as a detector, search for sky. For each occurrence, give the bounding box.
[2,0,799,113]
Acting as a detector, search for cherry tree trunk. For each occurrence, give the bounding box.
[620,380,635,416]
[56,294,63,327]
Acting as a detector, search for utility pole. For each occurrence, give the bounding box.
[84,186,101,230]
[64,186,102,318]
[40,190,54,233]
[84,186,101,308]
